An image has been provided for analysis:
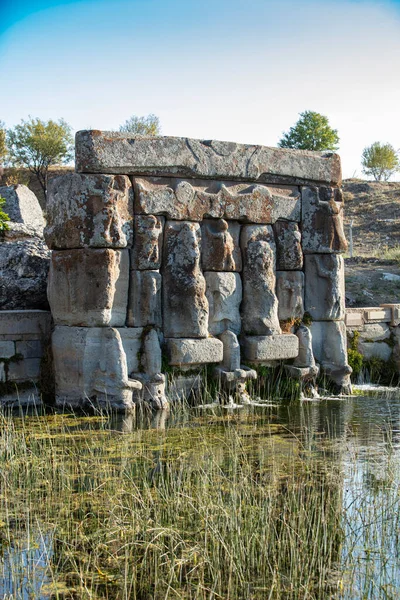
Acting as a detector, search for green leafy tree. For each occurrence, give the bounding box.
[361,142,400,181]
[0,121,7,166]
[278,110,339,152]
[6,117,74,198]
[0,196,10,233]
[119,114,161,135]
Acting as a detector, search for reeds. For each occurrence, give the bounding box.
[0,402,399,599]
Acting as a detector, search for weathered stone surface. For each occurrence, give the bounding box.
[45,174,133,249]
[76,132,342,185]
[304,254,345,321]
[381,304,400,326]
[293,324,317,370]
[219,330,241,371]
[0,239,50,310]
[357,323,391,342]
[201,220,242,271]
[243,334,299,362]
[0,185,45,238]
[205,272,242,335]
[167,374,202,402]
[0,310,51,337]
[311,321,352,393]
[15,340,43,359]
[48,249,129,326]
[52,326,141,411]
[133,330,168,409]
[127,271,162,327]
[0,341,16,359]
[358,341,392,361]
[118,327,143,374]
[241,225,281,335]
[273,221,303,270]
[133,177,301,223]
[276,271,304,321]
[167,338,223,366]
[301,186,347,254]
[131,215,164,269]
[7,358,42,382]
[163,221,208,338]
[364,308,391,323]
[345,311,363,327]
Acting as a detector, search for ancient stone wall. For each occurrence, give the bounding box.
[44,133,351,411]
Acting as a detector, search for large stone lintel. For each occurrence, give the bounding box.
[133,177,300,223]
[75,132,342,186]
[166,338,223,366]
[242,334,299,362]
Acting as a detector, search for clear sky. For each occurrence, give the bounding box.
[1,0,400,180]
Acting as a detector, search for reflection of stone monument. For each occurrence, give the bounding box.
[44,133,350,411]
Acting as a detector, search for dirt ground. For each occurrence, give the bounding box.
[343,180,400,307]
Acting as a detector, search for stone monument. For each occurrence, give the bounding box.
[44,132,351,411]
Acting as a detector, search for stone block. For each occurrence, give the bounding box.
[167,374,202,402]
[167,338,223,366]
[0,239,50,310]
[127,271,162,328]
[52,326,141,411]
[241,225,281,335]
[131,215,164,269]
[304,254,345,321]
[345,312,363,327]
[276,271,304,321]
[0,341,16,359]
[301,186,347,254]
[364,308,391,323]
[205,272,242,335]
[0,310,51,337]
[118,327,144,375]
[358,341,392,362]
[0,184,45,238]
[219,330,241,371]
[15,340,43,359]
[381,304,400,326]
[310,321,352,393]
[48,249,129,326]
[242,334,299,362]
[201,220,242,271]
[293,324,317,370]
[163,221,208,338]
[76,132,341,185]
[273,221,303,270]
[133,177,300,223]
[45,174,133,249]
[7,358,41,382]
[358,323,390,342]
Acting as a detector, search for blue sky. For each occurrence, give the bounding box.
[1,0,400,179]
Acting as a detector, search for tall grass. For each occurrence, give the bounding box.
[0,403,399,599]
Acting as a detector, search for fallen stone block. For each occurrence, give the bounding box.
[205,272,242,335]
[45,174,133,249]
[76,132,341,186]
[133,177,301,223]
[0,184,45,238]
[48,249,129,327]
[304,254,345,321]
[357,323,391,342]
[167,338,223,366]
[127,270,162,328]
[276,271,304,321]
[242,334,299,362]
[163,221,208,338]
[301,186,347,254]
[273,221,303,270]
[358,341,392,362]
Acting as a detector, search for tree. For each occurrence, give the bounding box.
[0,196,10,233]
[361,142,399,182]
[6,117,74,198]
[0,121,7,166]
[119,114,161,135]
[278,110,339,152]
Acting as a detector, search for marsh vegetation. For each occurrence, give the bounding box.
[1,391,400,599]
